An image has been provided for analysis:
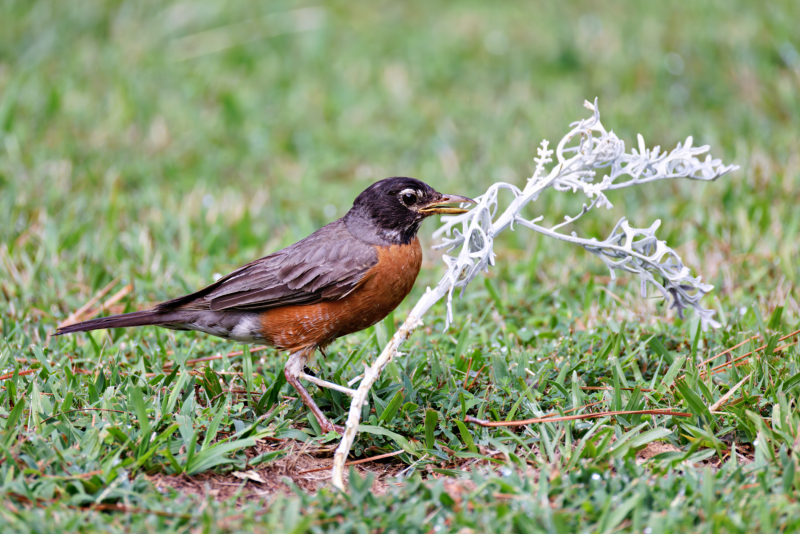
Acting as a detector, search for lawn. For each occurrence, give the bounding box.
[1,1,800,532]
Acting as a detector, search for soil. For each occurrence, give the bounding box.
[146,432,751,504]
[147,437,404,503]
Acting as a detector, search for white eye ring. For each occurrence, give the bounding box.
[399,188,418,206]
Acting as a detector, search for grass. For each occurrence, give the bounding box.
[1,0,800,532]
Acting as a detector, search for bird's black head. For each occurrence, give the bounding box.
[344,177,475,245]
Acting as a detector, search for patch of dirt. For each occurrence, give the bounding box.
[148,439,402,503]
[635,440,755,470]
[150,436,739,504]
[636,441,682,463]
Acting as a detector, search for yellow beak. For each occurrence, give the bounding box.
[418,194,477,215]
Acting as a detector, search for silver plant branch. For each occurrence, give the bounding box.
[331,99,738,490]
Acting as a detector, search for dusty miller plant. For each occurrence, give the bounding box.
[331,99,739,489]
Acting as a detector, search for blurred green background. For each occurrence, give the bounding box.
[2,2,800,530]
[1,0,798,338]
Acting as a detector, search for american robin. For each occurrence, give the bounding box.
[56,177,474,433]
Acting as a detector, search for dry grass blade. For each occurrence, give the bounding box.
[1,365,264,383]
[675,329,800,383]
[467,364,487,390]
[0,369,38,381]
[465,409,691,427]
[538,401,604,420]
[695,334,760,368]
[76,283,134,323]
[13,344,270,378]
[699,340,798,378]
[57,277,121,328]
[462,357,473,389]
[163,346,269,367]
[709,372,752,412]
[580,386,654,392]
[296,450,405,475]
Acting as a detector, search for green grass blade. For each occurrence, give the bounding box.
[359,425,417,456]
[455,420,477,453]
[202,397,228,450]
[424,409,438,449]
[130,386,150,438]
[185,438,257,476]
[378,388,405,425]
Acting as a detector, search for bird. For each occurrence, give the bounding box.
[55,177,475,434]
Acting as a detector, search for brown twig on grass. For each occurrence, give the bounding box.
[673,329,800,384]
[467,364,487,390]
[163,346,269,367]
[696,339,798,379]
[296,450,405,475]
[695,334,760,368]
[465,409,691,427]
[0,368,38,381]
[704,360,752,380]
[462,357,473,389]
[536,400,604,420]
[580,386,654,392]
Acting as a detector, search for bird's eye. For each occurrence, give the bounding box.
[402,193,417,206]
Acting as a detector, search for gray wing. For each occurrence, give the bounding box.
[156,219,378,312]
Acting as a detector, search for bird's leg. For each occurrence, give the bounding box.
[284,348,345,434]
[300,372,358,397]
[297,344,358,396]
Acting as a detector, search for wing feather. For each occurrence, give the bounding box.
[156,219,378,312]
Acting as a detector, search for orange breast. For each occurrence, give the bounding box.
[259,239,422,352]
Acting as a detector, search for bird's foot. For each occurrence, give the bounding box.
[285,349,346,435]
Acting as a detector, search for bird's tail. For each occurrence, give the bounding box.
[54,310,181,336]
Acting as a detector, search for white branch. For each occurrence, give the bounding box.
[330,98,738,490]
[331,282,448,489]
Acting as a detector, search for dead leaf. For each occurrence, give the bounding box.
[232,470,266,484]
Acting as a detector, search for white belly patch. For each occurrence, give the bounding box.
[230,315,262,342]
[171,314,263,343]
